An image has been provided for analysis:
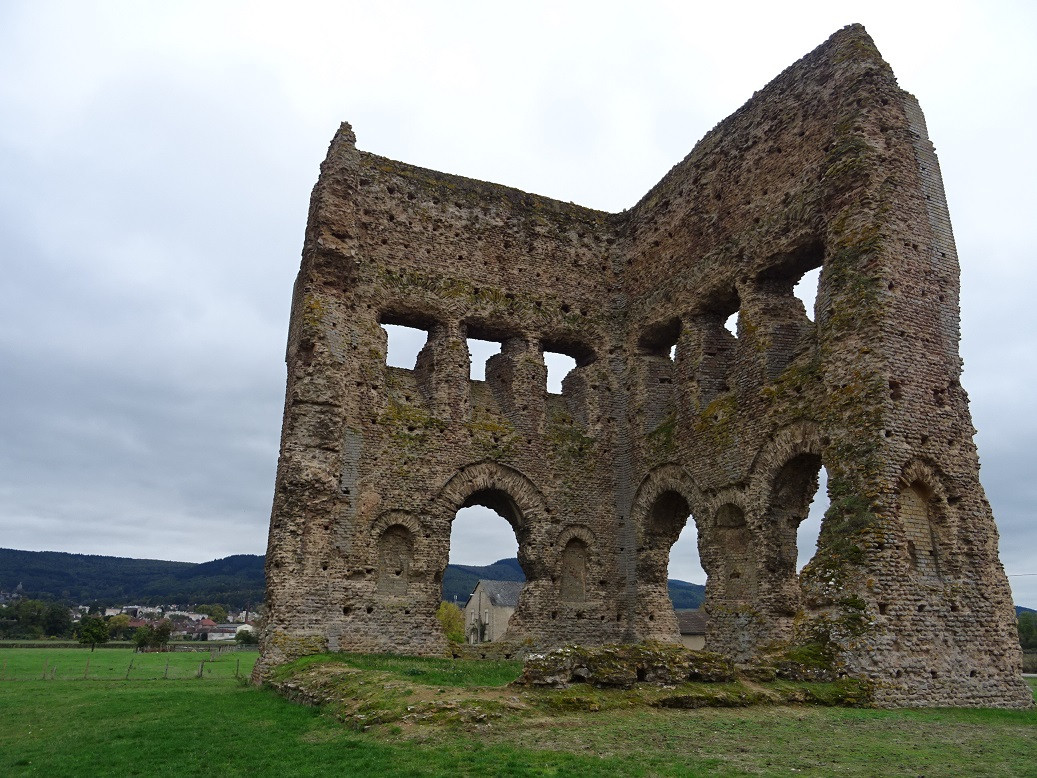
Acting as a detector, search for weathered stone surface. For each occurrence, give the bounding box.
[515,643,735,689]
[256,24,1031,708]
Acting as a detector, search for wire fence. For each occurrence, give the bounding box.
[0,648,258,682]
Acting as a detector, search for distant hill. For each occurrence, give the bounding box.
[441,558,525,604]
[667,578,705,610]
[0,548,264,609]
[26,550,1037,617]
[0,549,708,612]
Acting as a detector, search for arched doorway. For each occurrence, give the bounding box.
[446,490,524,644]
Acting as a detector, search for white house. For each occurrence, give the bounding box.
[463,580,522,643]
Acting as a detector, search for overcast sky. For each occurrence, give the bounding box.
[1,1,1034,605]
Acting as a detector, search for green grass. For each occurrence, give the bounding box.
[277,651,522,687]
[1,647,1035,777]
[0,647,253,681]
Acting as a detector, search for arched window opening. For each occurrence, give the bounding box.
[797,466,828,573]
[544,351,577,394]
[646,490,706,646]
[793,267,821,323]
[638,317,681,362]
[446,490,524,644]
[542,337,594,395]
[723,311,739,337]
[667,520,707,611]
[703,287,740,341]
[466,337,502,381]
[381,323,428,369]
[767,453,823,577]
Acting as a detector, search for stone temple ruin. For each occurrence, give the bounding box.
[257,25,1031,707]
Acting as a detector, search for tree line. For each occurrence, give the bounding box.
[0,599,257,648]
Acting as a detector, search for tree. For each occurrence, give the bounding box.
[1019,611,1037,652]
[436,601,465,644]
[133,620,172,651]
[234,627,258,645]
[153,619,172,647]
[196,604,229,623]
[107,613,132,640]
[78,616,110,651]
[43,602,72,638]
[133,625,154,651]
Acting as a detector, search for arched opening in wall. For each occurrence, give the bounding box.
[723,311,738,337]
[466,337,502,381]
[544,352,577,394]
[445,489,524,644]
[690,289,739,403]
[667,517,707,646]
[758,241,823,326]
[636,319,680,431]
[793,267,821,322]
[638,317,681,363]
[644,490,706,645]
[541,337,594,396]
[382,323,429,369]
[797,466,828,572]
[767,454,824,582]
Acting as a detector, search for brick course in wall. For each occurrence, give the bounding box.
[255,24,1031,708]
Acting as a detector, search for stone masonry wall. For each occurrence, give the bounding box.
[256,25,1031,708]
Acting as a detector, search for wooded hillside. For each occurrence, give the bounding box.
[1,549,706,612]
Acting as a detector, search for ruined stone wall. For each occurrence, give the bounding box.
[257,24,1031,708]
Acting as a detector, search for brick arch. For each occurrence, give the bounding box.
[370,509,424,545]
[631,464,702,549]
[432,460,548,538]
[630,465,703,642]
[368,509,426,581]
[746,420,824,504]
[744,422,825,641]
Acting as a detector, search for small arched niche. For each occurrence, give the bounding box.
[900,480,942,579]
[376,524,415,595]
[559,537,590,602]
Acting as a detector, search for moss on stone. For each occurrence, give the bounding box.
[467,410,519,461]
[546,411,594,464]
[269,630,329,662]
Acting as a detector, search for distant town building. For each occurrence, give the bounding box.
[463,580,522,643]
[675,610,707,651]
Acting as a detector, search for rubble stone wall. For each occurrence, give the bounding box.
[257,24,1031,708]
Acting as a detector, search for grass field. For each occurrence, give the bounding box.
[1,648,1035,777]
